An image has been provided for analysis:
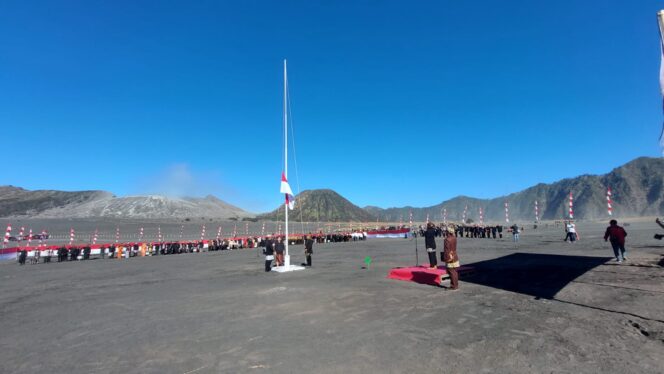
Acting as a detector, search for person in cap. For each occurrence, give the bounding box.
[442,229,460,290]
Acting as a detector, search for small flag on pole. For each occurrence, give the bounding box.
[607,187,613,216]
[568,193,574,219]
[280,172,295,210]
[505,202,510,223]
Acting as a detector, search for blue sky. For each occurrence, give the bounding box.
[1,0,662,212]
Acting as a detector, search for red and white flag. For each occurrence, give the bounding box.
[568,192,574,219]
[280,172,295,210]
[607,187,613,216]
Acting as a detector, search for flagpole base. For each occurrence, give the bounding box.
[272,256,305,273]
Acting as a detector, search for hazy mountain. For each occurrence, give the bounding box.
[0,186,253,220]
[258,189,376,222]
[364,157,664,222]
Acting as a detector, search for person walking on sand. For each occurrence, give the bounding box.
[510,223,520,242]
[604,219,628,263]
[442,229,460,290]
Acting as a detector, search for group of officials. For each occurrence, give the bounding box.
[263,234,315,271]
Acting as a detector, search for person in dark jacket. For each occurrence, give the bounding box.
[274,237,285,266]
[423,222,438,269]
[604,219,628,262]
[264,235,275,272]
[304,235,314,267]
[18,249,27,265]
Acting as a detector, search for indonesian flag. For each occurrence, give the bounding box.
[280,172,295,210]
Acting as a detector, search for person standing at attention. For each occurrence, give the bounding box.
[423,222,438,269]
[442,229,460,290]
[303,235,314,267]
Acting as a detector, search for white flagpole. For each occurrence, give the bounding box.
[657,11,664,154]
[284,59,290,267]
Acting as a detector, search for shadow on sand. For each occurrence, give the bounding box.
[463,253,611,300]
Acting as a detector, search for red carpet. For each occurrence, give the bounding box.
[387,265,474,286]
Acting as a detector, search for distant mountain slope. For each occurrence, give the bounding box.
[0,186,113,217]
[365,157,664,222]
[258,189,376,222]
[0,186,253,220]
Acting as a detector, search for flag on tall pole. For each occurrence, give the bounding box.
[504,202,510,223]
[607,187,613,216]
[200,225,206,241]
[27,229,32,247]
[568,192,574,219]
[408,211,413,226]
[280,172,295,210]
[92,229,98,245]
[158,226,162,242]
[261,222,265,237]
[139,227,144,242]
[657,10,664,155]
[69,228,75,245]
[479,208,484,225]
[217,226,222,241]
[245,222,249,235]
[462,205,468,224]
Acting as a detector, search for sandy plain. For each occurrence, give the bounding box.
[1,219,663,373]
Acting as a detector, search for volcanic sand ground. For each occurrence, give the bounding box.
[1,220,664,374]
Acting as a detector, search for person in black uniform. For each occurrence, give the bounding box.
[304,235,314,267]
[18,249,27,265]
[423,222,438,269]
[263,235,274,272]
[83,246,91,260]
